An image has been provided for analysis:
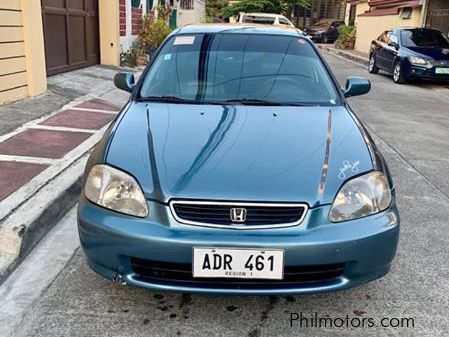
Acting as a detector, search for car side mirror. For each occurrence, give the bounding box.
[388,41,399,50]
[343,77,371,98]
[114,72,135,93]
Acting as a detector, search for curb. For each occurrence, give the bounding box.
[0,94,122,284]
[317,44,369,66]
[0,153,89,284]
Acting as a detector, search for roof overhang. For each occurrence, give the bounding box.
[359,0,420,17]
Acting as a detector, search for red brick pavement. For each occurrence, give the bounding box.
[40,109,116,130]
[0,161,48,201]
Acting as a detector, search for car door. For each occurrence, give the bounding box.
[375,31,391,70]
[383,30,399,73]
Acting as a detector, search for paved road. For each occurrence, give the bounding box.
[2,53,449,337]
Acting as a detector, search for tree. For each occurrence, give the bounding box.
[283,0,311,20]
[221,0,310,20]
[222,0,283,18]
[206,0,229,19]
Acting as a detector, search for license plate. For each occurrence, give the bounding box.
[436,67,449,74]
[193,247,284,280]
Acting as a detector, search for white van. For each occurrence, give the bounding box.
[238,13,295,27]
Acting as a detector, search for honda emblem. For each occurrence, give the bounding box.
[230,208,247,223]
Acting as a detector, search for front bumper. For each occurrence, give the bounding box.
[308,34,324,42]
[405,64,449,82]
[77,195,400,295]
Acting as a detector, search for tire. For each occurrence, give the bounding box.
[368,53,379,74]
[323,35,329,44]
[393,61,405,84]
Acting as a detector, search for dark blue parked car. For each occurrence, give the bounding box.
[78,25,399,295]
[369,28,449,84]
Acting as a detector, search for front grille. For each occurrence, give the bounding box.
[170,201,308,229]
[130,257,345,289]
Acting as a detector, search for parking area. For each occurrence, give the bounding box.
[1,52,449,337]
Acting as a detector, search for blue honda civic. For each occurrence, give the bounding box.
[78,24,400,295]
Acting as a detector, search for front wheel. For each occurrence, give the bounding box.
[368,54,379,74]
[393,61,405,84]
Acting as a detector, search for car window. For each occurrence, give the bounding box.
[278,18,290,25]
[140,34,340,106]
[387,31,398,44]
[400,29,449,48]
[242,15,275,25]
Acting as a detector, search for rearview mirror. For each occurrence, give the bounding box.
[343,77,371,98]
[114,72,135,93]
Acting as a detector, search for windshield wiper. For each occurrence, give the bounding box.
[221,99,311,106]
[139,95,201,104]
[139,96,316,106]
[221,99,283,106]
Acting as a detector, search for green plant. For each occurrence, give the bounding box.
[221,0,310,19]
[120,48,137,67]
[156,3,171,21]
[137,15,172,54]
[222,0,281,18]
[206,0,229,18]
[335,25,356,50]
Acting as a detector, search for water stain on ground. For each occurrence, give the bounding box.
[247,296,279,337]
[180,294,192,319]
[226,305,238,312]
[153,294,164,300]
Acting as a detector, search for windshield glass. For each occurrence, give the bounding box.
[401,30,449,48]
[139,33,339,106]
[242,15,275,24]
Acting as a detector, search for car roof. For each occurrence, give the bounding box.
[394,27,442,32]
[174,24,302,37]
[242,13,286,18]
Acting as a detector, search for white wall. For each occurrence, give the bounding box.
[177,0,205,26]
[120,0,134,52]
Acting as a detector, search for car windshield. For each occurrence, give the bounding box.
[242,16,275,24]
[400,30,449,48]
[139,33,339,106]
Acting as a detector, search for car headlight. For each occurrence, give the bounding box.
[329,171,392,222]
[408,56,432,68]
[84,164,148,217]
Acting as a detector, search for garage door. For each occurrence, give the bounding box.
[41,0,99,76]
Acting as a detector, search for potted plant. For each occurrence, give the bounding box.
[135,47,148,66]
[137,14,172,59]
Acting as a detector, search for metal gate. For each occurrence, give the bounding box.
[41,0,99,76]
[425,0,449,36]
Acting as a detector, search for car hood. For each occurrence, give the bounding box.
[405,46,449,60]
[106,103,374,207]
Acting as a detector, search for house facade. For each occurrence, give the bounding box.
[346,0,449,53]
[0,0,205,105]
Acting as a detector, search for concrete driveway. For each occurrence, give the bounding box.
[1,52,449,337]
